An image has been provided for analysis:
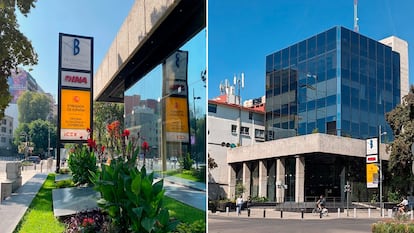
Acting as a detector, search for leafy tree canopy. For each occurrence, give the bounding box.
[0,0,38,118]
[13,119,56,155]
[17,91,50,123]
[385,85,414,193]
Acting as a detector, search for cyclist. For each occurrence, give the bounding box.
[317,195,326,211]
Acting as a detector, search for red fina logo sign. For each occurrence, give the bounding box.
[65,75,88,84]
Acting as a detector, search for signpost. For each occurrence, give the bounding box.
[57,33,93,172]
[344,181,351,216]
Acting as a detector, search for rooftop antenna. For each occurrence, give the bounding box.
[354,0,359,33]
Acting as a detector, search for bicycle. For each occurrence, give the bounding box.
[312,206,328,217]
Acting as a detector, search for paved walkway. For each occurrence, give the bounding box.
[0,173,47,233]
[0,163,206,233]
[209,207,411,220]
[162,175,206,192]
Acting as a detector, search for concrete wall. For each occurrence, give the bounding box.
[227,133,389,164]
[380,36,409,101]
[208,103,264,199]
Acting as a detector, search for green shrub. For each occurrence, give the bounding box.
[193,166,206,182]
[388,190,401,202]
[372,221,414,233]
[55,179,75,189]
[251,196,268,202]
[175,220,206,233]
[68,145,97,185]
[90,153,178,233]
[179,153,194,170]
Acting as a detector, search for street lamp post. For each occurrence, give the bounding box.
[379,125,387,217]
[193,88,201,169]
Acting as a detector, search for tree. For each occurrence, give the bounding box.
[29,119,55,155]
[93,102,124,145]
[208,153,218,170]
[13,119,56,156]
[13,122,30,154]
[385,85,414,193]
[0,0,38,118]
[17,91,50,123]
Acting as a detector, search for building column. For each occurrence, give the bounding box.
[228,164,236,200]
[295,155,305,203]
[243,162,251,198]
[258,160,267,198]
[276,158,285,203]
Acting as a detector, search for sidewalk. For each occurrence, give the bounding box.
[0,164,206,233]
[209,207,409,220]
[162,175,206,192]
[0,173,47,233]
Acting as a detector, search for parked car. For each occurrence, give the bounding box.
[27,156,41,164]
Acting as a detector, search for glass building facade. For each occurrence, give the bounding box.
[265,26,401,140]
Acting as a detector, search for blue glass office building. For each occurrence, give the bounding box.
[265,26,401,140]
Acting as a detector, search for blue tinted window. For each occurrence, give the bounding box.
[266,55,273,72]
[326,27,337,51]
[326,95,336,106]
[308,36,317,58]
[298,40,306,62]
[274,52,281,70]
[317,32,326,55]
[359,36,368,57]
[282,48,289,68]
[377,43,384,64]
[350,32,359,55]
[290,44,298,63]
[368,38,376,60]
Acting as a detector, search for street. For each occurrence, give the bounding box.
[208,215,378,233]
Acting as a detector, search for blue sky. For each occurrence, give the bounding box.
[16,0,206,114]
[208,0,414,101]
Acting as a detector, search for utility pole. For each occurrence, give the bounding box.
[193,88,201,169]
[234,73,244,146]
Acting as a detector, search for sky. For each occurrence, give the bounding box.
[208,0,414,101]
[16,0,206,114]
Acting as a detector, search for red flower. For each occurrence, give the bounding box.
[87,138,97,150]
[142,141,149,151]
[82,217,94,227]
[122,129,130,137]
[101,145,105,153]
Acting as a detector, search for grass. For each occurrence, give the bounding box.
[164,196,206,223]
[162,169,204,182]
[14,173,66,233]
[14,173,204,232]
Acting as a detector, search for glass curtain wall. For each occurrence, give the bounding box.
[340,27,400,139]
[266,27,338,139]
[265,26,400,140]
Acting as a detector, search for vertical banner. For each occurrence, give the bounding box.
[57,33,93,171]
[366,163,379,188]
[162,50,190,143]
[366,138,379,188]
[161,50,190,171]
